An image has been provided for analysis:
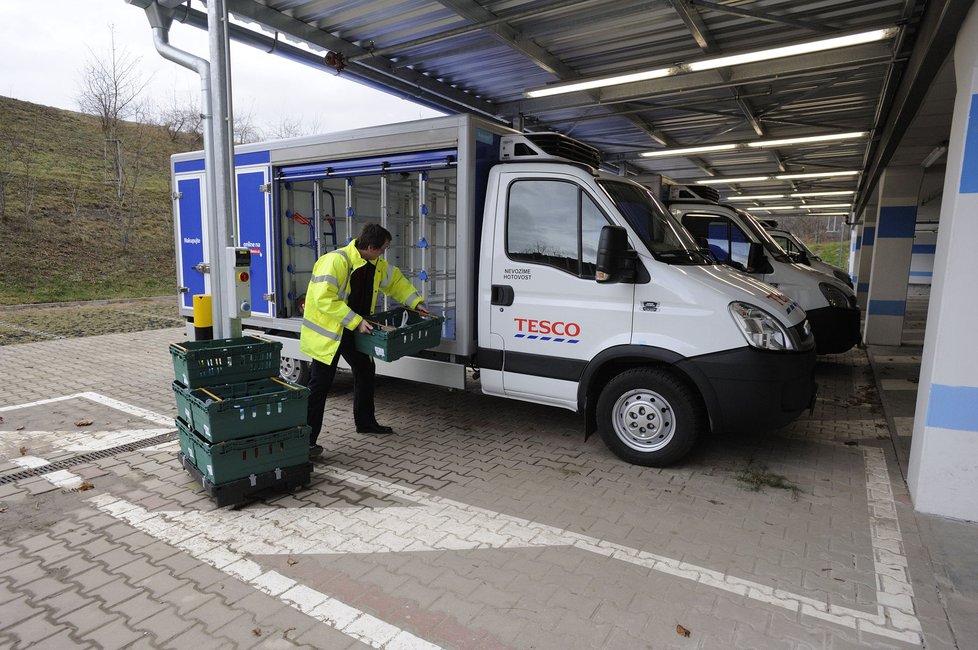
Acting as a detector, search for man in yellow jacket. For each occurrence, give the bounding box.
[300,223,425,457]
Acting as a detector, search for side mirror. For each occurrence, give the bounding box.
[596,225,636,284]
[746,242,773,274]
[792,251,811,265]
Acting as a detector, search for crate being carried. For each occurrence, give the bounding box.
[169,336,281,388]
[172,377,309,442]
[354,307,444,362]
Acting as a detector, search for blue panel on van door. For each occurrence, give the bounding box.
[178,177,205,310]
[237,170,270,315]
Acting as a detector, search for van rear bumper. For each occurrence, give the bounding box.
[806,306,861,354]
[678,346,817,432]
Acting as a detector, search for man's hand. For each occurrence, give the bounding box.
[415,302,432,317]
[357,320,373,334]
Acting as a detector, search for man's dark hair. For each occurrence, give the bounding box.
[356,223,393,249]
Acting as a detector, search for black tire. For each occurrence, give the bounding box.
[596,367,703,467]
[280,357,311,385]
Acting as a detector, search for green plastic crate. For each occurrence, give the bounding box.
[172,377,309,443]
[169,336,281,388]
[176,418,310,485]
[353,308,444,362]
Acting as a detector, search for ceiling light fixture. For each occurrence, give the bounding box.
[921,143,948,168]
[526,68,672,98]
[640,144,738,157]
[695,176,771,185]
[726,194,786,200]
[688,28,897,71]
[640,132,866,158]
[790,191,855,197]
[775,171,860,180]
[799,203,853,208]
[746,132,867,148]
[525,27,897,99]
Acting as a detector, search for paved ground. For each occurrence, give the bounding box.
[0,290,975,648]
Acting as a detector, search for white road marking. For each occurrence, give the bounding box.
[1,392,920,643]
[41,469,84,490]
[0,391,172,426]
[90,457,921,644]
[0,392,173,458]
[89,493,444,650]
[10,456,50,469]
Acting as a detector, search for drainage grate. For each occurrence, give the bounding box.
[0,431,178,484]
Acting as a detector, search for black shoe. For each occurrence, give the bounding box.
[309,444,324,458]
[356,424,394,434]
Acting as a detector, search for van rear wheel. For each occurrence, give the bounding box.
[597,368,702,466]
[280,357,311,386]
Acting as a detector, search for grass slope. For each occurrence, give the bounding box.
[0,96,194,304]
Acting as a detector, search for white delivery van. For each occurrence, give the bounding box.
[762,224,853,289]
[665,190,859,355]
[172,115,816,466]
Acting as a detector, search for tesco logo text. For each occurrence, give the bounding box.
[514,318,581,337]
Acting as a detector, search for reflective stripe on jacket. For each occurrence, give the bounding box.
[299,239,424,364]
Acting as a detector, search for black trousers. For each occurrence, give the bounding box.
[306,330,378,445]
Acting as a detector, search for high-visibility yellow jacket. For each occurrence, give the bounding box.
[299,239,424,364]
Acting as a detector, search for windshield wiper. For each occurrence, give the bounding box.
[655,248,711,264]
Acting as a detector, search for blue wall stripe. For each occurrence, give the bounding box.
[857,282,869,293]
[909,271,933,277]
[911,244,936,254]
[854,235,862,250]
[961,94,978,194]
[927,384,978,432]
[862,227,875,247]
[868,299,906,316]
[877,206,917,238]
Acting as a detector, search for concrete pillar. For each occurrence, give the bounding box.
[854,198,877,310]
[863,167,922,345]
[908,4,978,521]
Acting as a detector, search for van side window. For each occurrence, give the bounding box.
[507,179,609,278]
[681,213,751,270]
[773,235,798,256]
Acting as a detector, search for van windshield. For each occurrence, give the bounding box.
[598,180,711,265]
[737,210,793,263]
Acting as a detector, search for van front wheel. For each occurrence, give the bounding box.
[597,368,702,466]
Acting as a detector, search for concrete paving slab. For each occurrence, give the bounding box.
[0,312,973,648]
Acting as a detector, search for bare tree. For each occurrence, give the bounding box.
[0,134,12,224]
[266,115,324,140]
[153,92,203,146]
[77,25,151,197]
[77,26,150,139]
[233,110,263,145]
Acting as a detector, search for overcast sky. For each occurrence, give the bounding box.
[0,0,443,137]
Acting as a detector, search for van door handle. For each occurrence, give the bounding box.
[491,284,514,306]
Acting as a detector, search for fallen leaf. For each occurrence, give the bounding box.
[844,441,858,446]
[287,557,298,566]
[252,628,262,637]
[16,426,24,431]
[75,419,94,427]
[676,624,691,638]
[19,446,28,456]
[76,482,95,492]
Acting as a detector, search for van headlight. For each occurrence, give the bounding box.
[819,282,850,308]
[729,302,795,351]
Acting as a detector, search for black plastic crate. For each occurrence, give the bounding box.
[178,452,313,507]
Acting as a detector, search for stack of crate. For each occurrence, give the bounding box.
[169,336,312,507]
